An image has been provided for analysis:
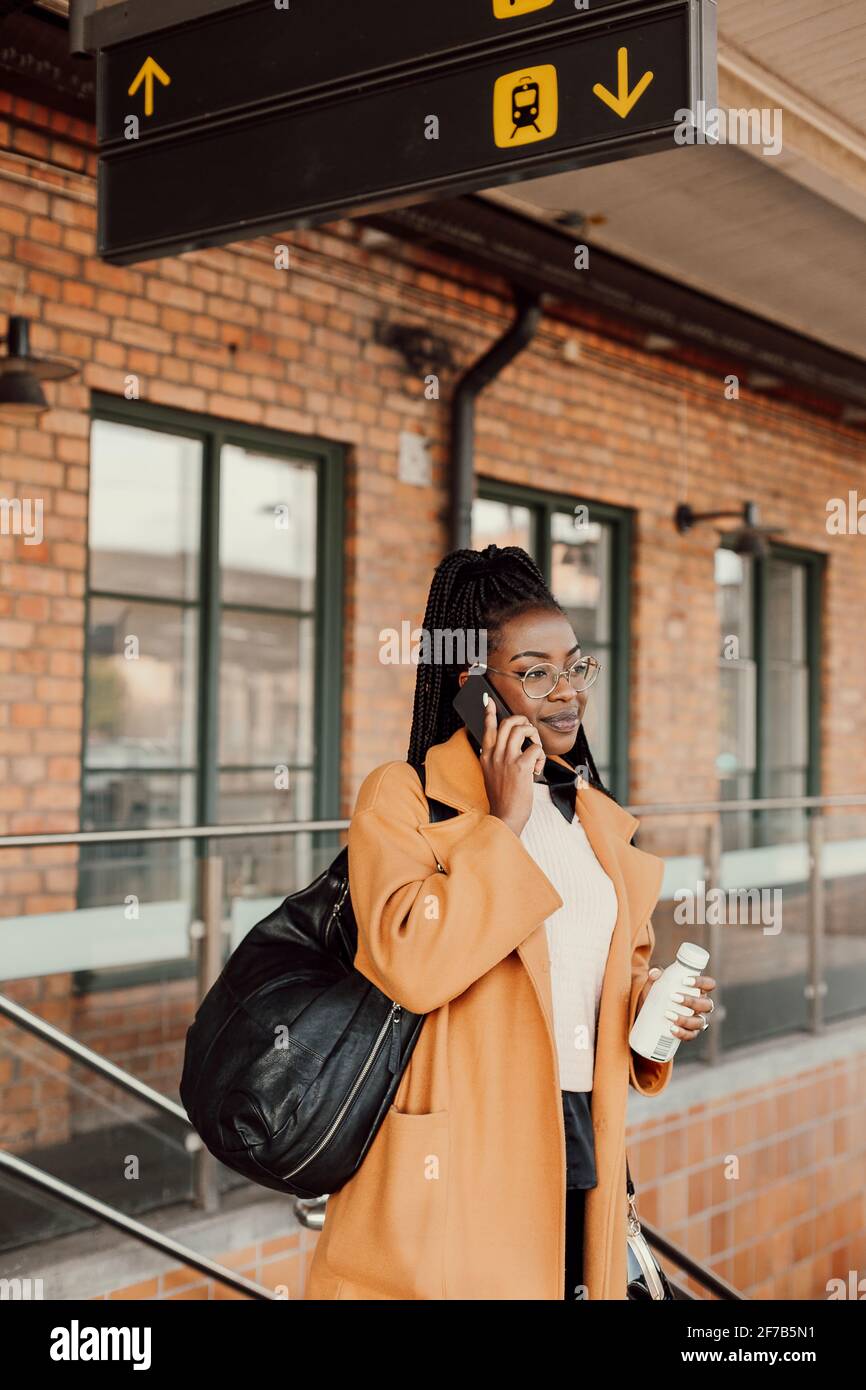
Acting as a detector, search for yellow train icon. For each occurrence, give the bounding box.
[511,78,542,136]
[493,64,559,148]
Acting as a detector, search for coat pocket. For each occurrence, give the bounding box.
[322,1105,449,1300]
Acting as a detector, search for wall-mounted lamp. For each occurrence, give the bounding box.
[0,316,78,421]
[675,500,784,557]
[376,321,455,377]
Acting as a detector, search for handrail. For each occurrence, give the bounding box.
[626,793,866,816]
[0,818,349,848]
[0,993,193,1128]
[0,793,864,848]
[0,1150,277,1300]
[638,1219,745,1299]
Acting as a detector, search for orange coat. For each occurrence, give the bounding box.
[306,724,673,1300]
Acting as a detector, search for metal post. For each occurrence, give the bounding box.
[198,853,225,999]
[704,817,722,1064]
[193,853,225,1212]
[807,811,826,1033]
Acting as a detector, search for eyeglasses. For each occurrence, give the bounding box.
[472,655,602,699]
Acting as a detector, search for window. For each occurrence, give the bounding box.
[715,544,822,849]
[472,482,631,801]
[79,398,344,987]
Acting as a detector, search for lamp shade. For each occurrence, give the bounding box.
[0,315,78,421]
[0,369,48,419]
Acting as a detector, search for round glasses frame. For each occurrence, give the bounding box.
[472,655,602,699]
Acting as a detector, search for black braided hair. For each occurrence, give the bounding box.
[406,543,616,801]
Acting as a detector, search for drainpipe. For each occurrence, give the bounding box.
[69,0,98,58]
[450,288,545,551]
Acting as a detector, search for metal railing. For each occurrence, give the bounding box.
[3,791,865,1300]
[0,993,276,1299]
[0,1150,277,1300]
[626,791,866,1063]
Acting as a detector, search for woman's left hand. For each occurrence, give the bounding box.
[646,967,717,1042]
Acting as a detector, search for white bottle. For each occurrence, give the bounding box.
[628,942,710,1063]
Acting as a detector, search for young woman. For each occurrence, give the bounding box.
[306,544,716,1301]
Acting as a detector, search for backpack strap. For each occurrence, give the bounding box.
[409,760,458,825]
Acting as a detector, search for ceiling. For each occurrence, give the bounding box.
[482,0,866,362]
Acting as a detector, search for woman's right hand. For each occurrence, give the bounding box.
[480,694,546,839]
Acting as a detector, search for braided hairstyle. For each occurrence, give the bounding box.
[406,543,615,801]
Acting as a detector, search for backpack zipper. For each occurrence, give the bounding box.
[281,1000,402,1182]
[325,876,351,955]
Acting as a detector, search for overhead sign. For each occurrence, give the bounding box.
[89,0,717,265]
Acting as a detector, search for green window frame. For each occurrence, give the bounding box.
[471,478,632,803]
[716,540,823,849]
[76,395,345,991]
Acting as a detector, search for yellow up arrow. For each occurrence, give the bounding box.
[128,56,171,118]
[592,46,653,119]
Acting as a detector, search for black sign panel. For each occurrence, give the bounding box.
[97,0,635,142]
[94,0,716,264]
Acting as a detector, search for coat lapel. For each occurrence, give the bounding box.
[419,729,557,1038]
[420,728,664,1055]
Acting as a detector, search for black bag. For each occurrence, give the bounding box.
[179,762,456,1199]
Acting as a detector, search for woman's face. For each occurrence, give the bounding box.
[457,608,588,757]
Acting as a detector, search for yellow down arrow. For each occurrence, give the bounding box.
[128,56,171,118]
[592,46,653,119]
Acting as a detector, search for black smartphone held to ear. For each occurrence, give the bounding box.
[452,669,534,752]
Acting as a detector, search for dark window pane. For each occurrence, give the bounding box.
[550,512,610,644]
[218,611,314,766]
[220,445,317,609]
[572,659,610,769]
[471,497,534,556]
[717,661,756,777]
[219,772,316,911]
[720,773,756,851]
[764,768,808,845]
[89,419,201,601]
[81,770,196,830]
[767,661,809,769]
[217,767,313,826]
[85,598,198,769]
[78,771,196,909]
[766,558,805,663]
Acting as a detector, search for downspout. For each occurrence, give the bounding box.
[69,0,98,58]
[450,289,545,551]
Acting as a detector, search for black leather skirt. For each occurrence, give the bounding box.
[561,1088,598,1190]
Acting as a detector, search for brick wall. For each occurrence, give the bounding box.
[630,1051,866,1300]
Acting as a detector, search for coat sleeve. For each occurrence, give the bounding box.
[346,762,564,1014]
[627,912,675,1097]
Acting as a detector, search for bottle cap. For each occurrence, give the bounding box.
[677,942,710,970]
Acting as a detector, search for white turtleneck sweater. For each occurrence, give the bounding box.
[519,780,619,1090]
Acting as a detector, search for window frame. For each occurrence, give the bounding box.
[474,477,633,803]
[717,539,824,847]
[76,394,345,992]
[755,542,823,803]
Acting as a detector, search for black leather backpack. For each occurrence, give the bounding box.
[179,762,456,1199]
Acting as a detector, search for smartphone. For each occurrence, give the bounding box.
[452,669,534,753]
